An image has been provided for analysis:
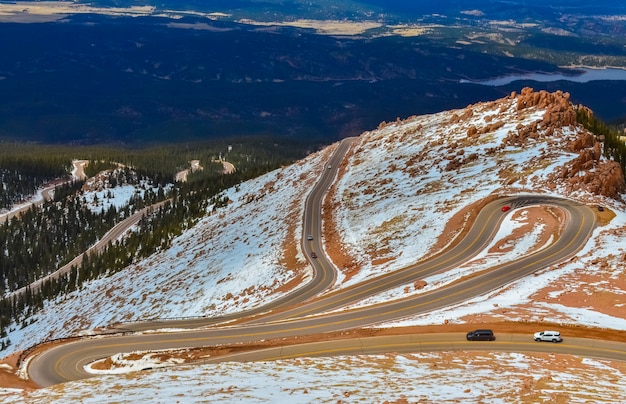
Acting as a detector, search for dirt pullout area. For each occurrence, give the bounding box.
[0,351,39,390]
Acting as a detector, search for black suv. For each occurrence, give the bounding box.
[466,329,496,341]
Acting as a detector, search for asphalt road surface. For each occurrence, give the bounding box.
[0,160,87,224]
[7,200,170,300]
[26,140,607,387]
[113,138,356,332]
[203,333,626,365]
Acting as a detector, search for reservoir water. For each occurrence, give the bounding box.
[461,67,626,86]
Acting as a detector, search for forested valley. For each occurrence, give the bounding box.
[0,137,316,351]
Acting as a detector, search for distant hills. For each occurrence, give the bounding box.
[49,0,626,20]
[0,1,624,145]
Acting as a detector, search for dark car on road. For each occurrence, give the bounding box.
[310,252,317,258]
[466,329,496,341]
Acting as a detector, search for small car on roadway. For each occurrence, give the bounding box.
[310,252,317,259]
[466,329,496,341]
[307,234,314,240]
[533,330,562,343]
[501,205,511,212]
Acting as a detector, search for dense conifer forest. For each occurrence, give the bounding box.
[0,154,71,210]
[0,137,317,350]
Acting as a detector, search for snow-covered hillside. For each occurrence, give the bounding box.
[2,88,626,402]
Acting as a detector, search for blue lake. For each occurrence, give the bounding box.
[461,68,626,86]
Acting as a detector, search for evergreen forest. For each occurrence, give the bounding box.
[0,136,317,351]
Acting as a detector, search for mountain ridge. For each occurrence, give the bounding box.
[2,88,626,399]
[4,87,625,351]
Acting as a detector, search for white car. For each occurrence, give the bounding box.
[533,330,562,343]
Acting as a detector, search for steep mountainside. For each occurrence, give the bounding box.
[2,88,626,376]
[326,88,623,287]
[4,89,626,356]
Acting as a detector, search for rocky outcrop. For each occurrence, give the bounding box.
[567,131,597,153]
[507,88,625,199]
[578,160,625,198]
[557,150,625,198]
[381,86,625,199]
[504,88,577,147]
[515,87,576,128]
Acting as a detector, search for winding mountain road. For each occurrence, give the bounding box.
[99,139,356,333]
[0,160,87,224]
[6,201,170,300]
[25,138,612,388]
[256,194,594,323]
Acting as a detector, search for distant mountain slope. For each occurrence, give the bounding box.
[2,88,625,361]
[39,0,626,19]
[2,1,626,144]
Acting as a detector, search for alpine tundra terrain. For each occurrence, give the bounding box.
[2,88,626,402]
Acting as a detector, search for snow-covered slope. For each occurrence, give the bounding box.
[8,351,626,403]
[3,145,337,352]
[2,88,626,401]
[323,88,626,328]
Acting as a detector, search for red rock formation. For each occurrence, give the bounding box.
[567,132,596,153]
[516,87,576,127]
[566,160,625,198]
[386,86,625,199]
[510,88,625,199]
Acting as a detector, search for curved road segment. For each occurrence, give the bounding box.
[203,333,626,365]
[7,201,169,300]
[27,139,607,387]
[0,160,87,224]
[257,195,594,323]
[111,138,356,331]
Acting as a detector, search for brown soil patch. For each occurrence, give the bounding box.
[429,195,500,257]
[0,368,38,391]
[0,351,43,391]
[488,205,564,255]
[273,272,306,295]
[322,142,363,284]
[90,357,114,371]
[528,265,626,321]
[596,207,616,226]
[273,196,308,295]
[372,257,395,266]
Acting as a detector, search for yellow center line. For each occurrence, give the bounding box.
[39,147,603,385]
